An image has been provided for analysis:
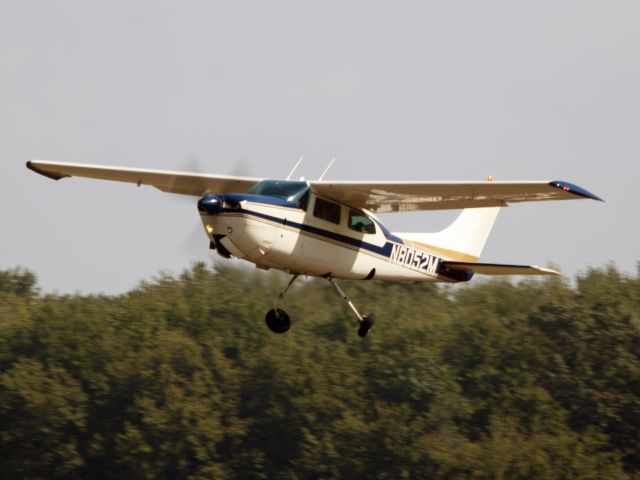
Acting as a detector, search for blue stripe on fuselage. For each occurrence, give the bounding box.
[376,221,404,244]
[215,205,403,257]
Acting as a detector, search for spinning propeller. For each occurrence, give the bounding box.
[171,156,255,258]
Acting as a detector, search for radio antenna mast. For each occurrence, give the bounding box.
[318,158,335,181]
[286,156,304,181]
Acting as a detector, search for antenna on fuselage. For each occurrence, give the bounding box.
[318,158,335,181]
[286,156,304,181]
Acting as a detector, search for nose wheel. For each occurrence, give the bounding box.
[265,275,298,334]
[265,308,291,334]
[263,274,376,337]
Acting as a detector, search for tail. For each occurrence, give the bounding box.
[397,207,501,262]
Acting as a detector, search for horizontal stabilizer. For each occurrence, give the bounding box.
[442,261,560,276]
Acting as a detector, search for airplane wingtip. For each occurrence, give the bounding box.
[549,180,604,202]
[26,160,70,181]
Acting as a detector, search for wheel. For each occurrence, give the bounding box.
[265,308,291,334]
[357,313,376,338]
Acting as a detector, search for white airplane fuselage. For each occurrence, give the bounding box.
[198,187,463,284]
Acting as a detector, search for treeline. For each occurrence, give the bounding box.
[0,263,639,479]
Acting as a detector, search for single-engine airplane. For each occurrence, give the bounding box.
[27,160,602,337]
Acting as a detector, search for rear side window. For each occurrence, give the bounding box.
[313,198,341,224]
[348,210,376,234]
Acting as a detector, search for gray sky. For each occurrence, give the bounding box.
[2,1,638,294]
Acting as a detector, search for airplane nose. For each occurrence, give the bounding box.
[198,194,223,214]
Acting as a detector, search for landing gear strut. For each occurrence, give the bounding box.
[264,275,376,337]
[326,278,376,337]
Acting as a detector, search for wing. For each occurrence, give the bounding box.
[442,261,560,276]
[27,160,262,196]
[309,179,603,212]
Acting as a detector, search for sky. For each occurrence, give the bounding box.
[1,1,638,294]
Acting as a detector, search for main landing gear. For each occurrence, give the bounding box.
[327,278,376,338]
[264,275,376,337]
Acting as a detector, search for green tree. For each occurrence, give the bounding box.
[0,264,637,478]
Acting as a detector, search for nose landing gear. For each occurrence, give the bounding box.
[264,275,299,334]
[265,308,291,333]
[264,275,376,337]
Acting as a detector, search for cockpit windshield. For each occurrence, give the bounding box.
[247,180,310,208]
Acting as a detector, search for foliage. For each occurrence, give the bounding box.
[0,262,638,479]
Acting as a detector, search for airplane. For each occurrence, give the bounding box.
[27,160,603,337]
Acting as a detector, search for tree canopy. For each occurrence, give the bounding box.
[0,262,638,479]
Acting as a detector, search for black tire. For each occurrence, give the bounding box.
[265,308,291,334]
[357,313,376,338]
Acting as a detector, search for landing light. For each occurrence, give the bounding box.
[205,224,214,234]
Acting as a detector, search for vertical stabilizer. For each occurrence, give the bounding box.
[397,207,501,261]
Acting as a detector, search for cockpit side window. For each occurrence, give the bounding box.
[348,210,376,234]
[313,197,341,224]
